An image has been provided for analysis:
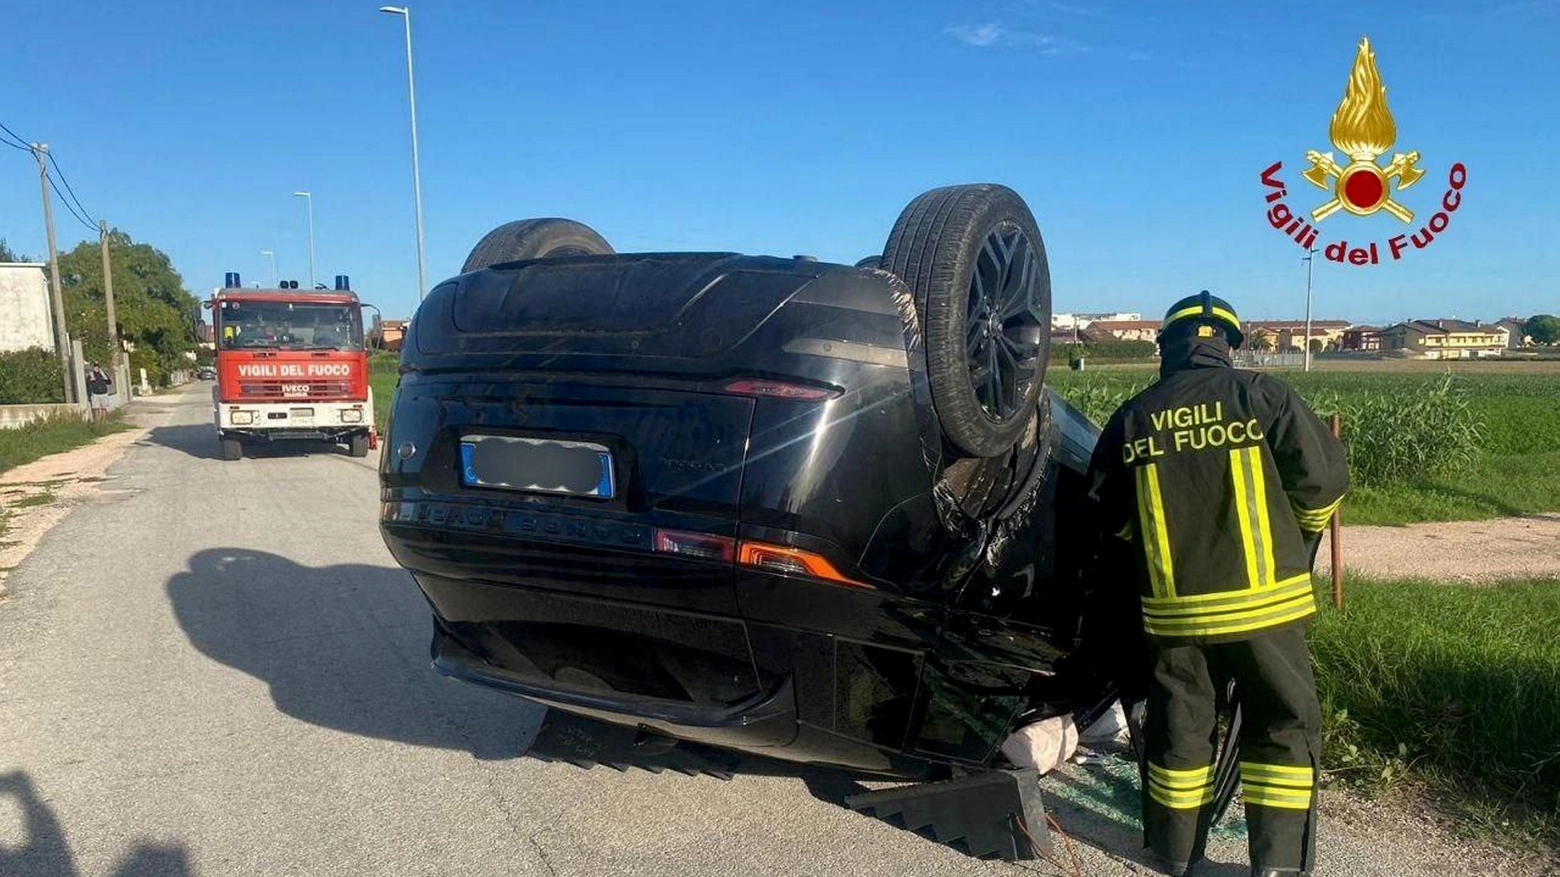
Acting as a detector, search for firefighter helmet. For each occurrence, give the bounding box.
[1161,291,1244,349]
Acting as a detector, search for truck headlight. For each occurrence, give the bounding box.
[340,409,363,423]
[231,410,254,425]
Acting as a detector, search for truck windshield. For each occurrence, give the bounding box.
[217,300,364,350]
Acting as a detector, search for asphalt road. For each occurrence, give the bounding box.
[0,385,1433,877]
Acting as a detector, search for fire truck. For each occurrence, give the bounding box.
[207,272,376,460]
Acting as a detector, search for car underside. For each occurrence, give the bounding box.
[379,185,1126,777]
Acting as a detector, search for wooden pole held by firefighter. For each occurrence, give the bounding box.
[1330,413,1344,609]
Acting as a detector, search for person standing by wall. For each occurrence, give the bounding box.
[86,362,113,422]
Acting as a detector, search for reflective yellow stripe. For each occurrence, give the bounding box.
[1293,495,1345,532]
[1230,448,1260,587]
[1239,762,1315,784]
[1143,596,1315,637]
[1246,447,1277,583]
[1149,783,1216,809]
[1135,464,1175,598]
[1147,762,1216,788]
[1141,574,1312,612]
[1165,304,1241,330]
[1147,762,1216,810]
[1243,786,1314,809]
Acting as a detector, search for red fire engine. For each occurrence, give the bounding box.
[207,272,376,460]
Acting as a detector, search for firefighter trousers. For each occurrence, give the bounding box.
[1142,622,1321,874]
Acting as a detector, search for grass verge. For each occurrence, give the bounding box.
[0,413,132,476]
[369,370,398,438]
[1311,576,1560,848]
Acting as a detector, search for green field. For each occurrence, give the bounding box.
[368,352,400,437]
[1051,360,1560,526]
[1311,576,1560,844]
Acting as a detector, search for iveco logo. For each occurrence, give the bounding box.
[659,457,724,472]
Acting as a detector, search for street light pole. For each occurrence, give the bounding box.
[1302,246,1318,373]
[293,191,315,289]
[380,5,428,300]
[261,250,277,288]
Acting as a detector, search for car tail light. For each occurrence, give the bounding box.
[721,379,839,401]
[737,541,873,589]
[653,529,735,562]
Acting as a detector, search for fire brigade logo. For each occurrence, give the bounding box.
[1301,38,1423,223]
[1258,37,1467,266]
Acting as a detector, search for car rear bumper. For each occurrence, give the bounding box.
[430,621,799,750]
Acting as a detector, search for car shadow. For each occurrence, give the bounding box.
[166,548,547,760]
[143,423,350,461]
[0,771,193,877]
[163,547,1197,867]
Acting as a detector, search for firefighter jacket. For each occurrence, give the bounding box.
[1088,341,1349,645]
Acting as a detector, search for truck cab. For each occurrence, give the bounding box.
[208,273,375,460]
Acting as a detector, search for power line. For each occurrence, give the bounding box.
[1,119,101,233]
[0,119,31,150]
[46,152,96,226]
[49,173,98,234]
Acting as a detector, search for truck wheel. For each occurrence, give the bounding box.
[348,434,370,458]
[880,185,1050,458]
[220,438,242,461]
[461,218,614,273]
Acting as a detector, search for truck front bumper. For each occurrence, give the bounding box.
[216,397,371,441]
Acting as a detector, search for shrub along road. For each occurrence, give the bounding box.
[0,384,1538,876]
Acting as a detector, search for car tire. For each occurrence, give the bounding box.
[220,438,242,461]
[348,434,370,458]
[855,256,882,269]
[880,184,1051,458]
[461,218,614,273]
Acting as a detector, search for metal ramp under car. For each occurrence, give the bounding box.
[846,769,1051,862]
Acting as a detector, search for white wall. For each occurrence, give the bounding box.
[0,263,54,353]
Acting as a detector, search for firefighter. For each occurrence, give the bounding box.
[1086,291,1349,877]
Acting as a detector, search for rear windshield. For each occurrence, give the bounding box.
[217,300,363,350]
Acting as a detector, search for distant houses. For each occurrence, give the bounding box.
[1377,319,1510,359]
[1244,320,1351,352]
[1049,309,1541,359]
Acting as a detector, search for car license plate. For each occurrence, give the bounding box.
[460,435,615,498]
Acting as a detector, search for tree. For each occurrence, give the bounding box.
[1523,314,1560,346]
[1248,329,1274,352]
[0,237,32,262]
[1309,338,1324,354]
[55,229,199,384]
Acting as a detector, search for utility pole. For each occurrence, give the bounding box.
[33,143,74,403]
[1302,246,1318,373]
[99,221,118,355]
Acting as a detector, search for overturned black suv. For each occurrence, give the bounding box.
[379,185,1120,777]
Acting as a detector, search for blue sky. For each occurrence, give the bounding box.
[2,1,1555,324]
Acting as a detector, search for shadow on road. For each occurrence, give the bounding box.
[144,423,352,462]
[167,548,545,759]
[0,772,193,877]
[164,547,1212,868]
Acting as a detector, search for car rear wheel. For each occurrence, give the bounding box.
[461,218,614,273]
[880,185,1050,458]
